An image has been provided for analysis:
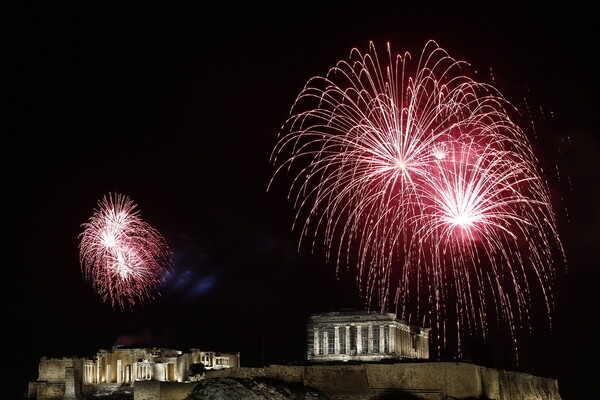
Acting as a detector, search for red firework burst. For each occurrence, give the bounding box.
[79,193,171,309]
[270,41,564,352]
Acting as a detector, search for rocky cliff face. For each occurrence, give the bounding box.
[184,377,328,400]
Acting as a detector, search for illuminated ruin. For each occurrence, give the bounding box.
[28,347,239,399]
[307,310,430,362]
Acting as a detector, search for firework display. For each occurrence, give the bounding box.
[79,193,171,309]
[270,41,563,348]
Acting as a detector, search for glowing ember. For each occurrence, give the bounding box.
[79,193,171,309]
[270,41,564,351]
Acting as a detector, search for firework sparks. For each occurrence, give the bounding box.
[270,41,563,351]
[79,193,171,309]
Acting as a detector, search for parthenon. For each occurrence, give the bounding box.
[307,310,430,362]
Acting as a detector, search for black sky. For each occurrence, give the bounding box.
[5,2,598,399]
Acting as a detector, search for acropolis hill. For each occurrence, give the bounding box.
[28,310,561,400]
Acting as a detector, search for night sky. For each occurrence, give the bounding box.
[6,2,598,399]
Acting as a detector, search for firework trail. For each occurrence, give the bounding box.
[270,41,563,351]
[79,193,171,310]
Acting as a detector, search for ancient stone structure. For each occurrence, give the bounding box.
[183,377,328,400]
[206,363,562,400]
[63,367,82,399]
[27,311,562,400]
[27,347,240,399]
[307,310,430,362]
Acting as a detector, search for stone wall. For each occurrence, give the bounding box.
[134,381,198,400]
[303,365,369,400]
[27,382,65,400]
[63,367,82,399]
[111,362,562,400]
[207,362,562,400]
[29,358,86,400]
[37,357,85,383]
[207,366,304,383]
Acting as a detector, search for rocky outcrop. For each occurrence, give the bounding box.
[184,377,328,400]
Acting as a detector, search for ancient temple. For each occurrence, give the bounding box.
[28,347,240,399]
[79,347,238,384]
[307,310,430,362]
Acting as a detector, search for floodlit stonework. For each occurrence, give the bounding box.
[27,347,239,399]
[307,310,429,362]
[208,362,562,400]
[26,312,562,400]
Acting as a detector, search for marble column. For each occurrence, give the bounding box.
[319,330,324,355]
[130,355,134,383]
[117,360,122,383]
[391,326,394,354]
[345,326,350,355]
[368,325,373,354]
[379,325,387,353]
[334,326,340,354]
[356,325,362,354]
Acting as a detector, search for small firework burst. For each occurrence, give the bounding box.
[79,193,171,309]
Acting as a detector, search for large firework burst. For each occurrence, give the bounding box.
[79,193,171,309]
[270,41,563,350]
